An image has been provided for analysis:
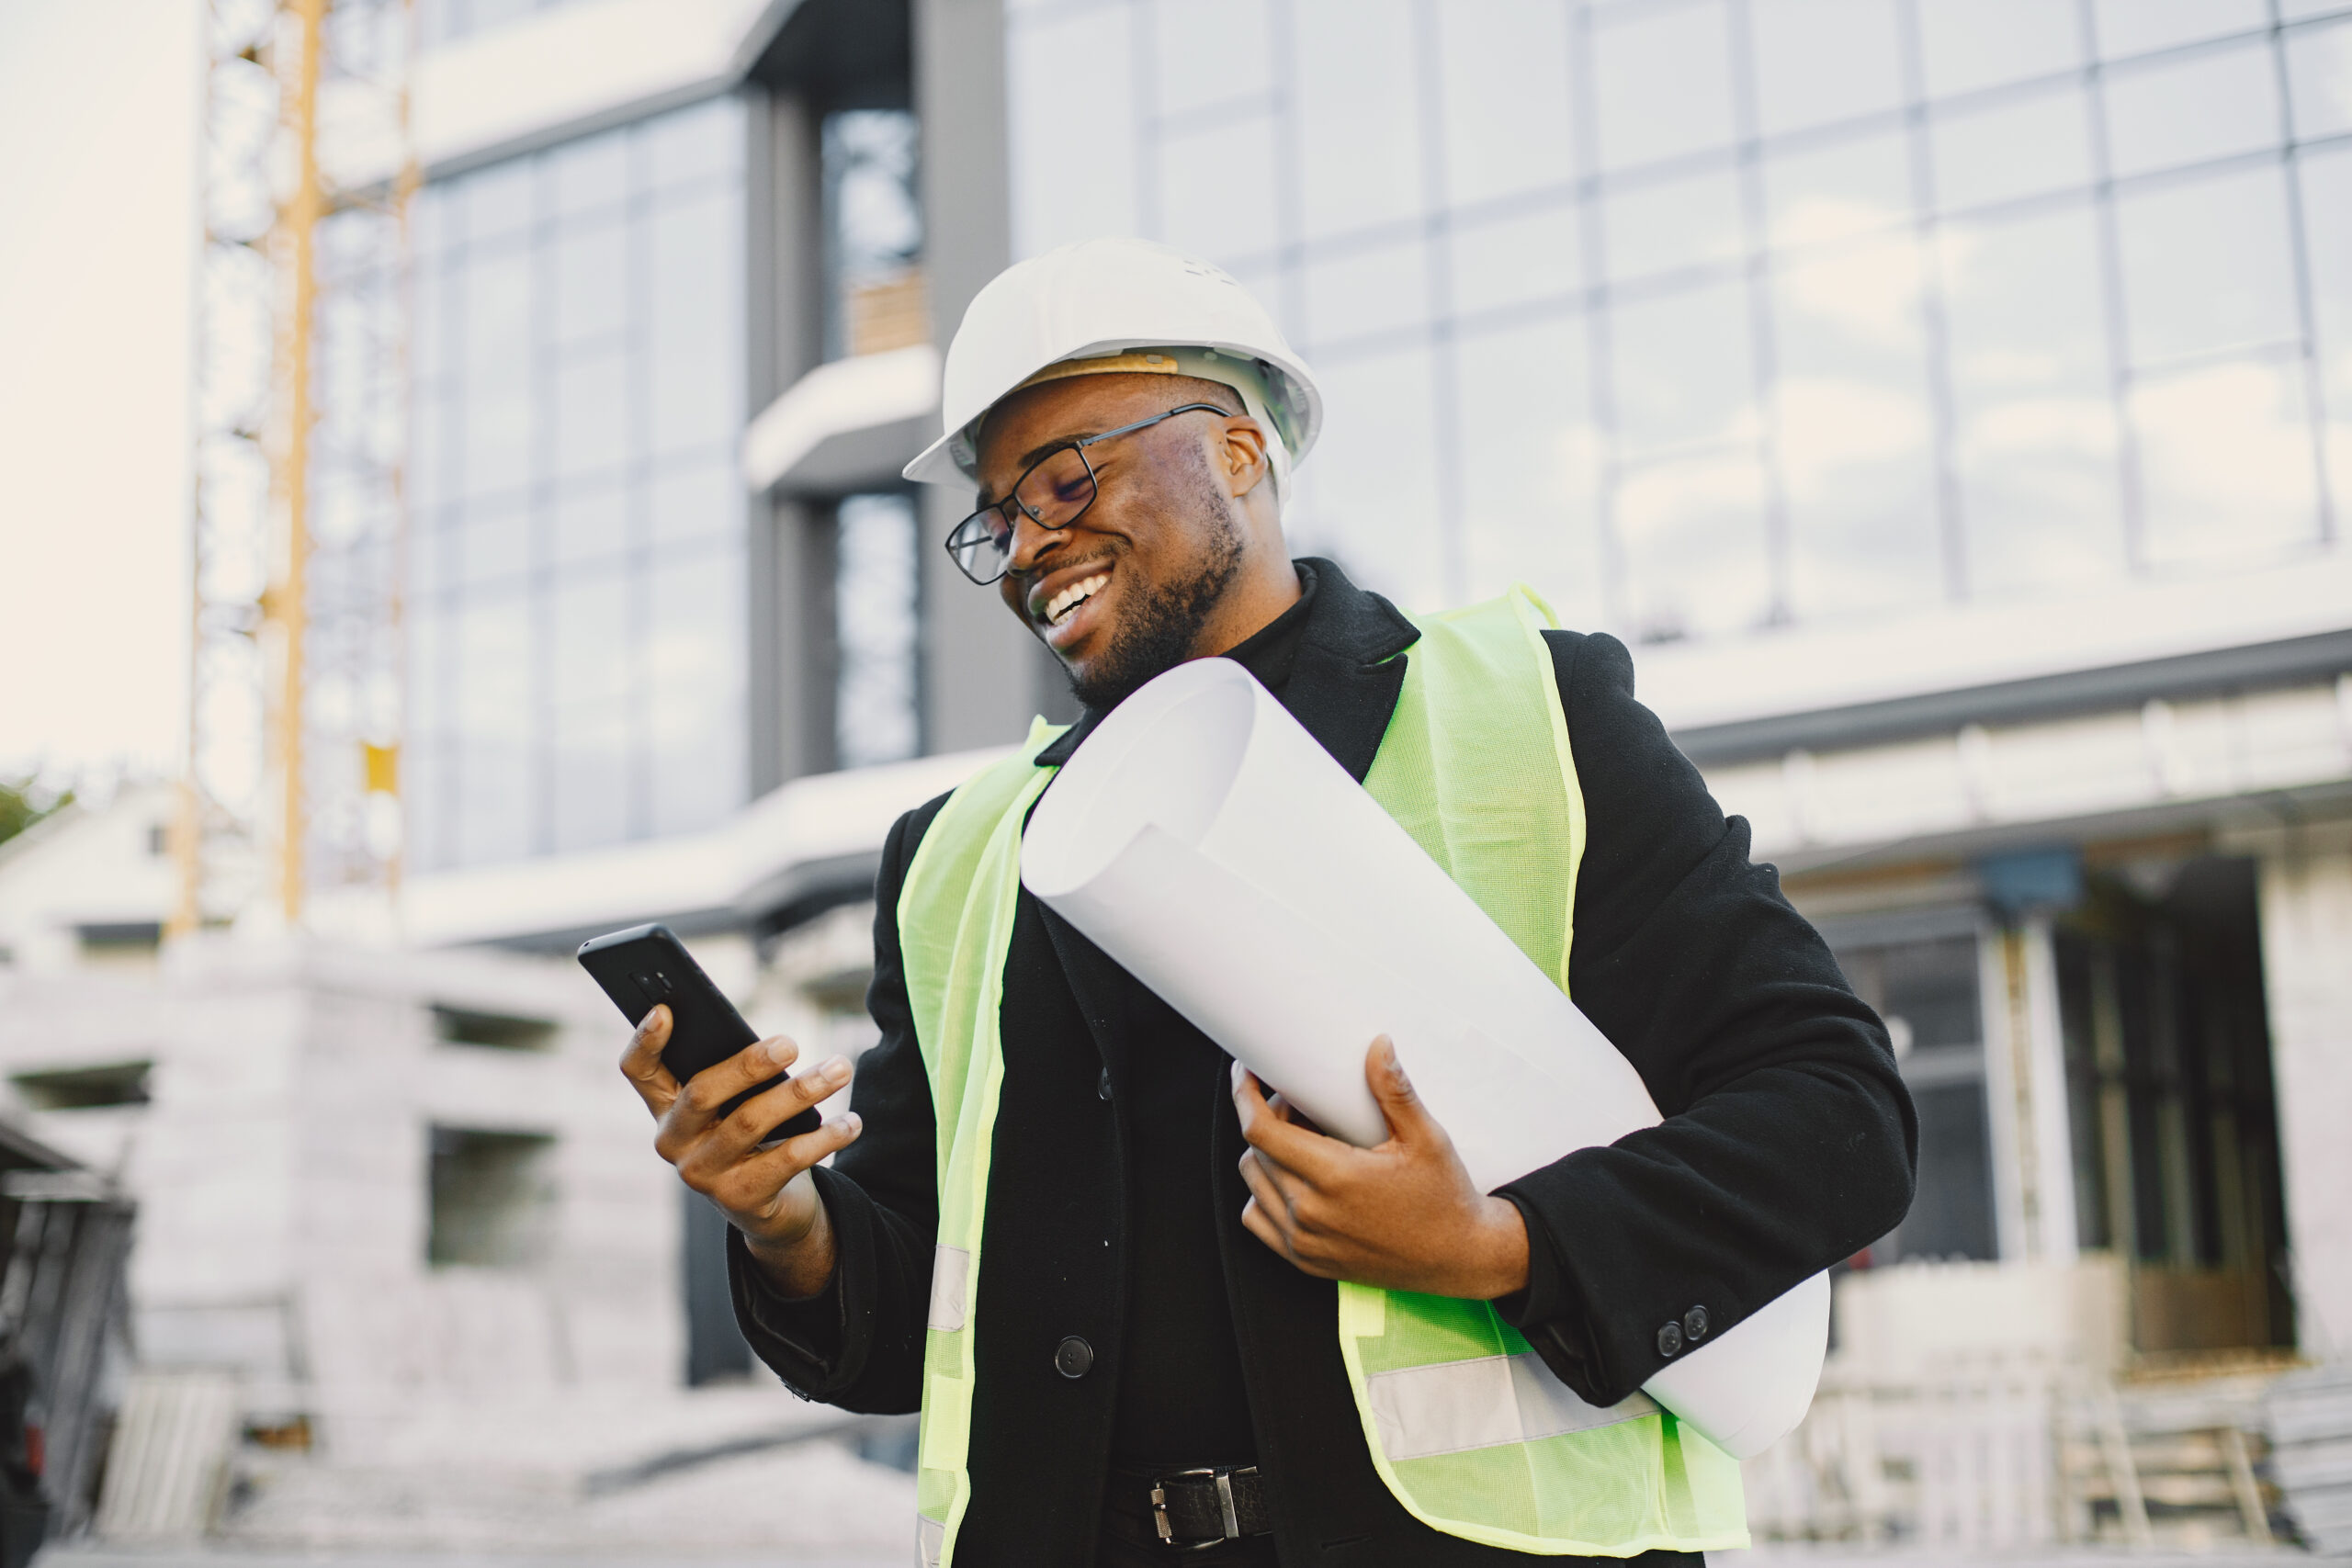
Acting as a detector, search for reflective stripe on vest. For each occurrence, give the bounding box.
[895,590,1748,1562]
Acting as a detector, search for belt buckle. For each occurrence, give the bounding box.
[1149,1464,1256,1552]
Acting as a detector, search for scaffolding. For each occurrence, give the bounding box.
[175,0,415,938]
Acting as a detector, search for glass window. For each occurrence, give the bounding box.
[2287,17,2352,141]
[2130,357,2321,565]
[2114,164,2300,365]
[1771,235,1943,619]
[835,494,922,770]
[1938,205,2127,595]
[647,95,744,188]
[551,219,626,348]
[1748,0,1906,138]
[2093,0,2267,59]
[1917,0,2084,99]
[1157,114,1282,266]
[646,190,741,457]
[460,159,535,247]
[543,128,628,222]
[1302,239,1429,349]
[1436,0,1577,209]
[548,484,627,569]
[2283,0,2349,17]
[646,548,745,837]
[1450,204,1581,318]
[457,495,532,590]
[649,457,741,547]
[1764,130,1913,252]
[1290,345,1444,606]
[1607,279,1758,453]
[549,566,631,852]
[451,590,534,863]
[1613,449,1774,639]
[1454,318,1606,627]
[1148,0,1273,118]
[2103,38,2281,180]
[1009,5,1141,255]
[552,351,628,482]
[1931,85,2097,211]
[1603,167,1744,281]
[1589,0,1738,172]
[2301,147,2352,530]
[1293,0,1426,240]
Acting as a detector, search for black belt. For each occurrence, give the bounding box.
[1147,1465,1272,1551]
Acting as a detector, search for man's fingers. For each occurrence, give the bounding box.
[1231,1063,1348,1184]
[726,1112,865,1211]
[716,1055,853,1152]
[1237,1146,1305,1228]
[619,1005,680,1116]
[668,1033,806,1133]
[1365,1036,1443,1148]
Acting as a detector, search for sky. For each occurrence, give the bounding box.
[0,0,199,786]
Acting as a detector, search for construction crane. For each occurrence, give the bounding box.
[173,0,415,939]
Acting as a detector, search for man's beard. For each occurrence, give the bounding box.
[1066,464,1246,712]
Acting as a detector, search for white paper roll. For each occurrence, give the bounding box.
[1020,657,1826,1459]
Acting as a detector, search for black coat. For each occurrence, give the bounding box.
[730,561,1916,1566]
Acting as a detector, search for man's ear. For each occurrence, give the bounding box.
[1222,416,1272,500]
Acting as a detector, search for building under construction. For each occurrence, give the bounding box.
[1,0,2350,1549]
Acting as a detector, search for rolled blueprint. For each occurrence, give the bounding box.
[1020,657,1828,1460]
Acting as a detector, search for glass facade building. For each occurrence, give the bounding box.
[407,96,749,872]
[1009,0,2352,642]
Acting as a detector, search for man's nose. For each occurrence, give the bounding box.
[1003,504,1069,577]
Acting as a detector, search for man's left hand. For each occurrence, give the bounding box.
[1233,1037,1531,1300]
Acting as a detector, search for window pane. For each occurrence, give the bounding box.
[1608,280,1757,453]
[2287,17,2352,141]
[1931,85,2096,211]
[2301,147,2352,531]
[2093,0,2267,59]
[1892,1078,1997,1261]
[1764,130,1912,252]
[1604,167,1744,281]
[1454,317,1605,625]
[549,567,630,852]
[1451,204,1580,317]
[645,94,743,189]
[1917,0,2085,98]
[552,218,626,347]
[543,127,628,221]
[645,190,742,456]
[650,458,741,547]
[552,351,628,482]
[452,590,534,864]
[1749,0,1905,137]
[1294,0,1425,239]
[1302,240,1429,349]
[1939,205,2125,595]
[1148,0,1273,118]
[2103,39,2280,180]
[460,160,534,247]
[1614,449,1773,639]
[646,547,746,836]
[1772,234,1943,619]
[1590,1,1738,171]
[458,247,533,497]
[1158,115,1280,266]
[549,483,627,569]
[1008,5,1141,256]
[835,494,922,770]
[457,496,531,590]
[1437,0,1577,209]
[2115,164,2300,365]
[1289,346,1443,606]
[2131,358,2320,564]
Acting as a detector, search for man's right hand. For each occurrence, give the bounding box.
[620,1005,863,1299]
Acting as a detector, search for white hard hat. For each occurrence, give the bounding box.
[902,237,1323,498]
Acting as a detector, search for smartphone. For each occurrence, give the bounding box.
[578,922,824,1142]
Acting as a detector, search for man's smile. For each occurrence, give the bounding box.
[1027,559,1117,652]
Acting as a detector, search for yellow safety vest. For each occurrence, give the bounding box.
[896,589,1748,1563]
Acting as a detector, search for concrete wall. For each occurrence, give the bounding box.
[2249,817,2352,1360]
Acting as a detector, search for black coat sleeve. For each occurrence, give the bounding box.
[727,795,949,1413]
[1493,631,1917,1406]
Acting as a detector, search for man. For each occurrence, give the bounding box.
[622,238,1915,1566]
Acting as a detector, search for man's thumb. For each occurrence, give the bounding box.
[1368,1037,1433,1140]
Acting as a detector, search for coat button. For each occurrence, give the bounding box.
[1055,1336,1094,1379]
[1098,1067,1113,1101]
[1657,1321,1685,1358]
[1683,1305,1710,1341]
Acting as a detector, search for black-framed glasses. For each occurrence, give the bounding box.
[943,403,1232,585]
